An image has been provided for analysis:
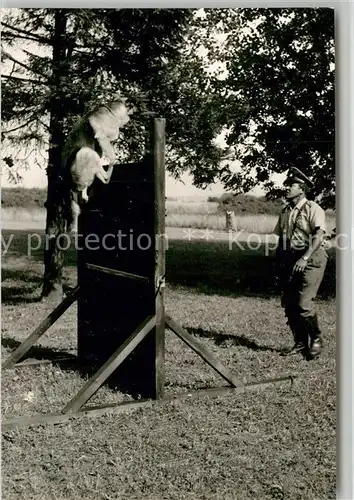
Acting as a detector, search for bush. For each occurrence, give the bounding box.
[217,193,283,215]
[1,188,47,208]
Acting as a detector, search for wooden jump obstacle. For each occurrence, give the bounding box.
[2,118,296,430]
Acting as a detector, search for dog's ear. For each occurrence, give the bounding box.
[88,104,127,141]
[88,109,114,139]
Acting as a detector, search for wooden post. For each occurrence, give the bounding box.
[154,118,166,399]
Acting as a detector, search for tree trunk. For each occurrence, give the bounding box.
[41,168,68,302]
[41,11,69,303]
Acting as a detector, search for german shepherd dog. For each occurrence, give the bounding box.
[62,99,131,233]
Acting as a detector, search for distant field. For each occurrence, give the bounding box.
[2,207,46,222]
[2,200,336,235]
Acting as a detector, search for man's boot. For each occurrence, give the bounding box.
[281,315,308,356]
[306,314,323,359]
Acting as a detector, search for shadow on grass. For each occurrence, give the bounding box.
[2,229,77,267]
[1,280,76,305]
[2,230,76,303]
[2,229,336,300]
[1,337,77,363]
[2,322,282,401]
[1,293,43,305]
[1,269,44,304]
[166,239,336,300]
[1,336,114,390]
[2,268,42,283]
[184,326,316,361]
[185,326,283,354]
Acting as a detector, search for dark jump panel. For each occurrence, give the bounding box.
[77,159,162,399]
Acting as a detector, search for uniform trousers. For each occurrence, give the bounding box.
[276,244,328,345]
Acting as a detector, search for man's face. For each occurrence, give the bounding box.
[284,180,305,200]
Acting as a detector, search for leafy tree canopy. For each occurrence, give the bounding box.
[2,8,334,207]
[218,8,334,207]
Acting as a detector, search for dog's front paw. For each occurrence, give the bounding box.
[81,188,89,203]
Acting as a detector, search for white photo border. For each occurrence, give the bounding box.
[1,2,352,499]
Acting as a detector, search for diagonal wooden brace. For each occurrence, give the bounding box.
[2,286,80,370]
[62,315,156,414]
[165,315,244,388]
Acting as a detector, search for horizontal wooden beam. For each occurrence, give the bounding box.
[2,375,296,430]
[86,263,149,283]
[10,357,75,368]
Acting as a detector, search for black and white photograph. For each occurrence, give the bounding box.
[1,7,338,500]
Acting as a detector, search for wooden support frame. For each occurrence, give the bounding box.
[2,301,296,430]
[2,117,297,430]
[2,375,296,431]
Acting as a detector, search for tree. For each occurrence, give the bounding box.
[2,8,335,301]
[219,8,335,208]
[2,8,336,207]
[2,9,241,189]
[2,8,201,301]
[149,7,335,206]
[152,9,243,186]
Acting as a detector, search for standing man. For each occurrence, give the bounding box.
[274,167,328,359]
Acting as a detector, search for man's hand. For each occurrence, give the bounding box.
[292,257,308,274]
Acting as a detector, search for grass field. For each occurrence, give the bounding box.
[1,227,336,500]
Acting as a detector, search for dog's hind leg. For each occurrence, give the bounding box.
[69,194,81,234]
[70,147,101,191]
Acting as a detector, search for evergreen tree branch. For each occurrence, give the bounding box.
[1,73,48,86]
[1,30,48,45]
[2,50,50,81]
[2,118,38,134]
[1,22,51,45]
